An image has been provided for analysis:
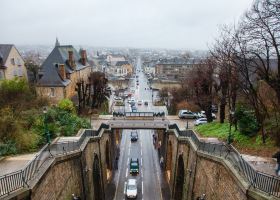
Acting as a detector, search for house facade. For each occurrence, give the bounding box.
[36,41,91,103]
[155,58,202,81]
[0,44,28,80]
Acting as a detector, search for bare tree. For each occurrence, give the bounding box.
[187,58,216,122]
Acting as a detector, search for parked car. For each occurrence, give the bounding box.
[114,96,122,101]
[211,105,218,113]
[130,131,138,142]
[130,158,139,174]
[126,179,138,199]
[201,111,216,119]
[178,110,196,119]
[194,118,208,126]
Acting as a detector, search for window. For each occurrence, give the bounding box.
[50,88,55,97]
[10,58,15,65]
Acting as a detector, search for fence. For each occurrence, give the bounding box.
[169,124,280,198]
[0,124,108,198]
[112,112,165,118]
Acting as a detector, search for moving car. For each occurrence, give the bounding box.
[131,106,137,112]
[130,131,138,142]
[130,158,139,174]
[178,110,196,119]
[137,100,142,105]
[144,101,148,106]
[194,118,208,126]
[126,179,137,199]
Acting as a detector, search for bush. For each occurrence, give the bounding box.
[235,105,259,136]
[0,140,17,156]
[58,98,76,113]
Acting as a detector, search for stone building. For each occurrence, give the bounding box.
[36,40,92,103]
[155,58,202,81]
[0,44,28,80]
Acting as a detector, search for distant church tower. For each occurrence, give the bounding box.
[55,37,60,47]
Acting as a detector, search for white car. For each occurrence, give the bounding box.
[137,100,142,105]
[126,179,137,199]
[194,118,208,126]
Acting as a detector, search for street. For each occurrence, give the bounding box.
[108,58,170,200]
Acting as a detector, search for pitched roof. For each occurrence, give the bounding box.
[38,45,89,87]
[0,44,13,64]
[115,61,129,66]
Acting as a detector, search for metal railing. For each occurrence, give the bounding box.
[112,112,165,118]
[0,124,108,198]
[169,124,280,198]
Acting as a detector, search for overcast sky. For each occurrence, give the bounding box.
[1,0,253,50]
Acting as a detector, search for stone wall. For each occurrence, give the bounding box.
[171,135,275,200]
[31,154,83,200]
[192,155,247,200]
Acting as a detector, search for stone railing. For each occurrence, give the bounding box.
[0,124,108,198]
[169,124,280,198]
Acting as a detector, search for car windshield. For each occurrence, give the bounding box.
[127,185,137,190]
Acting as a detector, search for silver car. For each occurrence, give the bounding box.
[178,110,196,119]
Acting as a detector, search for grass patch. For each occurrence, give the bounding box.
[195,122,277,157]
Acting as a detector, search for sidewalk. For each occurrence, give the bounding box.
[0,153,36,176]
[242,154,278,176]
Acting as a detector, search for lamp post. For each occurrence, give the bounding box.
[43,107,51,144]
[227,110,235,145]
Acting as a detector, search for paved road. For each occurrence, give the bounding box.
[108,57,170,200]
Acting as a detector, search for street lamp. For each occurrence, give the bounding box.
[227,110,235,145]
[43,107,51,144]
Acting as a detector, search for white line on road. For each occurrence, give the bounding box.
[127,158,129,166]
[141,157,143,167]
[141,149,143,156]
[142,181,144,195]
[124,181,127,195]
[141,168,143,178]
[126,168,128,178]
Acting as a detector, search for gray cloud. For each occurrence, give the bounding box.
[0,0,253,49]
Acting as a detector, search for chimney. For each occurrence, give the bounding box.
[58,64,66,80]
[68,50,75,69]
[80,49,87,65]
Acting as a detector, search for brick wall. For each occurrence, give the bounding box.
[31,155,83,200]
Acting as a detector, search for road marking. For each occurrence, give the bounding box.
[124,181,127,195]
[141,149,143,156]
[141,168,143,178]
[142,181,144,195]
[127,158,129,166]
[141,157,143,167]
[126,167,128,178]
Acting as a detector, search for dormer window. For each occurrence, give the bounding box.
[11,58,15,65]
[66,73,70,79]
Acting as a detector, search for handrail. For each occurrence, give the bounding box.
[0,124,109,197]
[168,123,280,198]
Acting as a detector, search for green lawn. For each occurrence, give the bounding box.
[194,122,276,156]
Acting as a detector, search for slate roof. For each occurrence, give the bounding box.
[115,61,129,66]
[0,44,13,64]
[38,45,89,87]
